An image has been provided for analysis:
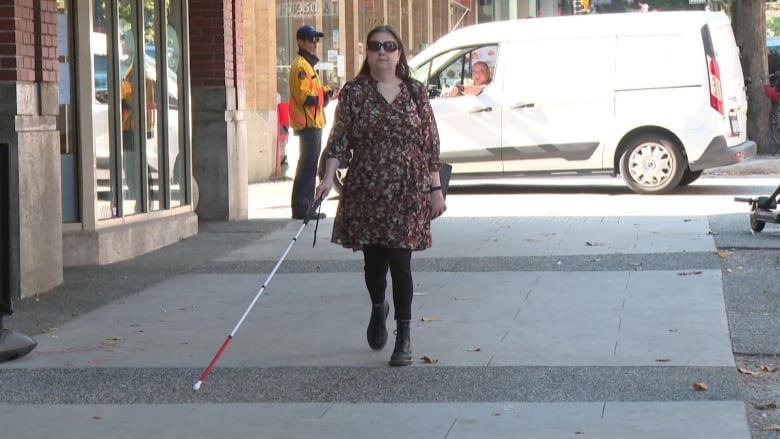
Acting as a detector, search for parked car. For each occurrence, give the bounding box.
[320,11,756,195]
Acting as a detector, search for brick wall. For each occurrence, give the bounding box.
[188,0,244,89]
[0,0,57,83]
[244,0,276,111]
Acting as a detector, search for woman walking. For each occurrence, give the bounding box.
[315,25,446,366]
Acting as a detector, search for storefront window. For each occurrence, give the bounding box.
[275,0,341,103]
[119,0,142,215]
[144,1,163,211]
[166,0,185,207]
[58,0,79,223]
[92,0,188,220]
[93,0,117,220]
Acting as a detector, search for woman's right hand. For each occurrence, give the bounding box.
[316,157,341,202]
[314,180,332,203]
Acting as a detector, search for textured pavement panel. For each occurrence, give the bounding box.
[0,402,750,439]
[6,270,732,369]
[0,207,753,438]
[222,216,716,262]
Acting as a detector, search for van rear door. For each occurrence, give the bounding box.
[704,17,748,147]
[500,37,615,173]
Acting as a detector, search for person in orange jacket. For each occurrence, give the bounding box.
[288,25,338,219]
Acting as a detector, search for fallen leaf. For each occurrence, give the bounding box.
[761,365,778,372]
[738,367,760,376]
[490,412,501,416]
[585,241,604,246]
[763,424,780,431]
[677,270,702,276]
[692,382,708,391]
[755,401,778,410]
[177,306,194,311]
[102,336,124,347]
[453,297,472,301]
[92,416,102,420]
[467,347,481,352]
[655,358,671,362]
[715,250,733,258]
[420,356,438,364]
[420,317,441,322]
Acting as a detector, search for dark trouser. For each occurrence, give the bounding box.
[363,245,414,321]
[291,128,323,217]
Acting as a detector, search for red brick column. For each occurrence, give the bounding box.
[189,0,244,88]
[0,0,62,298]
[188,0,248,221]
[0,0,57,83]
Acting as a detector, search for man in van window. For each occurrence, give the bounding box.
[444,61,491,97]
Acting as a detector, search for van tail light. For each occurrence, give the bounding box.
[708,56,724,115]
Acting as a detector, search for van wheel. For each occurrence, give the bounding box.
[678,169,703,187]
[619,134,684,194]
[318,151,346,195]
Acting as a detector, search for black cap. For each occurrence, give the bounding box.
[297,25,324,40]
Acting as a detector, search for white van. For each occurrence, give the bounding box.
[323,11,756,194]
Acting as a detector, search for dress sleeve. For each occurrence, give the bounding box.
[415,83,442,173]
[324,82,354,167]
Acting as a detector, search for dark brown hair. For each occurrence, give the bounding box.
[358,25,411,80]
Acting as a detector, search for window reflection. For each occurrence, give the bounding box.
[58,0,79,223]
[144,2,162,211]
[167,1,185,207]
[93,3,116,220]
[119,2,142,214]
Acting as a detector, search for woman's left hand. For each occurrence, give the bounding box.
[430,191,447,219]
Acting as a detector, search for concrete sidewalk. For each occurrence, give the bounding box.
[0,208,750,438]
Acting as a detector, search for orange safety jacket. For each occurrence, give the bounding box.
[121,65,156,135]
[288,51,331,131]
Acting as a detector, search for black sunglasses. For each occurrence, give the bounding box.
[366,41,399,53]
[307,37,320,43]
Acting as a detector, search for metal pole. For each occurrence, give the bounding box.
[0,142,37,363]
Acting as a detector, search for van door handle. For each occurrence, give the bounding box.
[469,105,493,113]
[511,102,535,109]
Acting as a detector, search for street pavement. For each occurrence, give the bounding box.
[3,157,780,438]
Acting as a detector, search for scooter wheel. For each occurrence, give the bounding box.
[750,207,766,233]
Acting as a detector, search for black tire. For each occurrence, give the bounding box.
[678,169,703,187]
[750,205,766,233]
[318,150,346,195]
[618,134,685,195]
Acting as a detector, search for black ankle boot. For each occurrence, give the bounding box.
[389,320,412,366]
[367,301,389,350]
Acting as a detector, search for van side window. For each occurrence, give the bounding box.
[412,45,498,99]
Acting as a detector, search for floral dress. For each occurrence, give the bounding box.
[324,75,442,251]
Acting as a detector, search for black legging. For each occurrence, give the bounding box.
[363,245,413,321]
